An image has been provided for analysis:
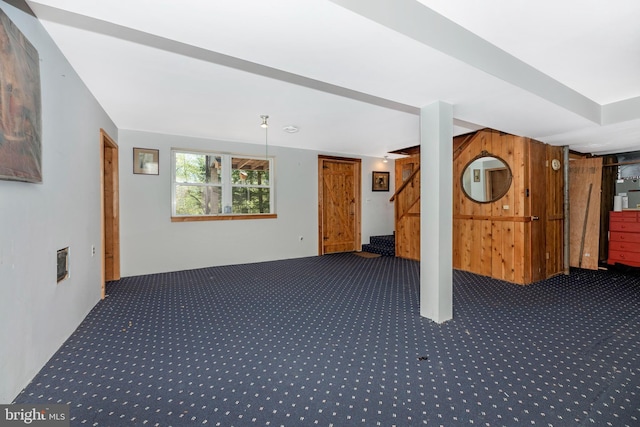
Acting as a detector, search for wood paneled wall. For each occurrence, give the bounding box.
[452,129,565,284]
[545,144,566,277]
[392,128,565,284]
[393,155,420,260]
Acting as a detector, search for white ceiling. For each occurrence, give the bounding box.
[22,0,640,157]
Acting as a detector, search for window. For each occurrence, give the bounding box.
[172,150,274,220]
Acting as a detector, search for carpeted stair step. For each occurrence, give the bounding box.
[362,234,395,256]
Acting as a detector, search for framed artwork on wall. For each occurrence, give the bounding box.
[0,9,42,183]
[133,148,159,175]
[372,171,390,192]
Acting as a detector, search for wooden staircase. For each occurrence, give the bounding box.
[389,131,483,261]
[390,157,421,260]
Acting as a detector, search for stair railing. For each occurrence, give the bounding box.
[389,166,420,203]
[390,166,421,223]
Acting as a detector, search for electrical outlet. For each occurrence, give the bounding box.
[91,245,96,257]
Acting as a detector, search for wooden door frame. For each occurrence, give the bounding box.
[100,129,120,298]
[318,155,362,255]
[484,167,508,200]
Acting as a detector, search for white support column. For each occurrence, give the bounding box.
[420,101,453,323]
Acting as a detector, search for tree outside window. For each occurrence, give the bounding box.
[172,150,273,217]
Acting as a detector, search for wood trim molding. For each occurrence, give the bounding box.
[602,159,640,167]
[99,129,119,299]
[171,214,277,222]
[454,214,533,222]
[318,154,362,164]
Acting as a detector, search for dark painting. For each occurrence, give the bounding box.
[0,8,42,183]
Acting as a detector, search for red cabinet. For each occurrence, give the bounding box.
[608,211,640,267]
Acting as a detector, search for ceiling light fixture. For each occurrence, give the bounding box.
[260,115,269,158]
[383,155,389,163]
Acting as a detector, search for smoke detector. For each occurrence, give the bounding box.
[283,125,299,133]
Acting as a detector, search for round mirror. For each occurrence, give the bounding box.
[461,153,512,203]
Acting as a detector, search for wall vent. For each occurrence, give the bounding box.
[57,247,69,283]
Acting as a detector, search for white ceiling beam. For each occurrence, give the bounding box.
[28,2,491,136]
[329,0,602,125]
[29,2,423,116]
[602,96,640,126]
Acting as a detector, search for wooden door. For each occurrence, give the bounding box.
[528,140,547,282]
[569,157,602,269]
[100,129,120,297]
[318,156,361,254]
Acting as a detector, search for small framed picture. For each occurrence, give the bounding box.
[133,148,159,175]
[372,171,390,192]
[473,168,481,182]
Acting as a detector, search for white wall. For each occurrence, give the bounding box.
[119,130,394,276]
[0,2,393,401]
[0,2,117,403]
[616,178,640,209]
[362,156,395,240]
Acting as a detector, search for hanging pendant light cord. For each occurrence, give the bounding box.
[260,115,269,159]
[265,124,268,159]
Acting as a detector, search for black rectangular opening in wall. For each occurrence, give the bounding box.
[57,247,69,283]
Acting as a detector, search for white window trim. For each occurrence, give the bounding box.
[171,149,275,221]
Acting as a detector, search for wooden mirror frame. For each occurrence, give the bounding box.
[461,150,513,204]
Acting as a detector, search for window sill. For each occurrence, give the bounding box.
[171,214,277,222]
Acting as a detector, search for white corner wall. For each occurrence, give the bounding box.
[0,2,117,403]
[362,156,395,241]
[119,130,394,276]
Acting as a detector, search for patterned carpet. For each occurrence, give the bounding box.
[14,254,640,426]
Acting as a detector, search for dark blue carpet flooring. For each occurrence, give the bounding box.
[14,254,640,426]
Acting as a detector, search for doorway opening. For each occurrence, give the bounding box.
[100,129,120,298]
[318,155,361,255]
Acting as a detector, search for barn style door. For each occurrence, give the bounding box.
[318,156,361,255]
